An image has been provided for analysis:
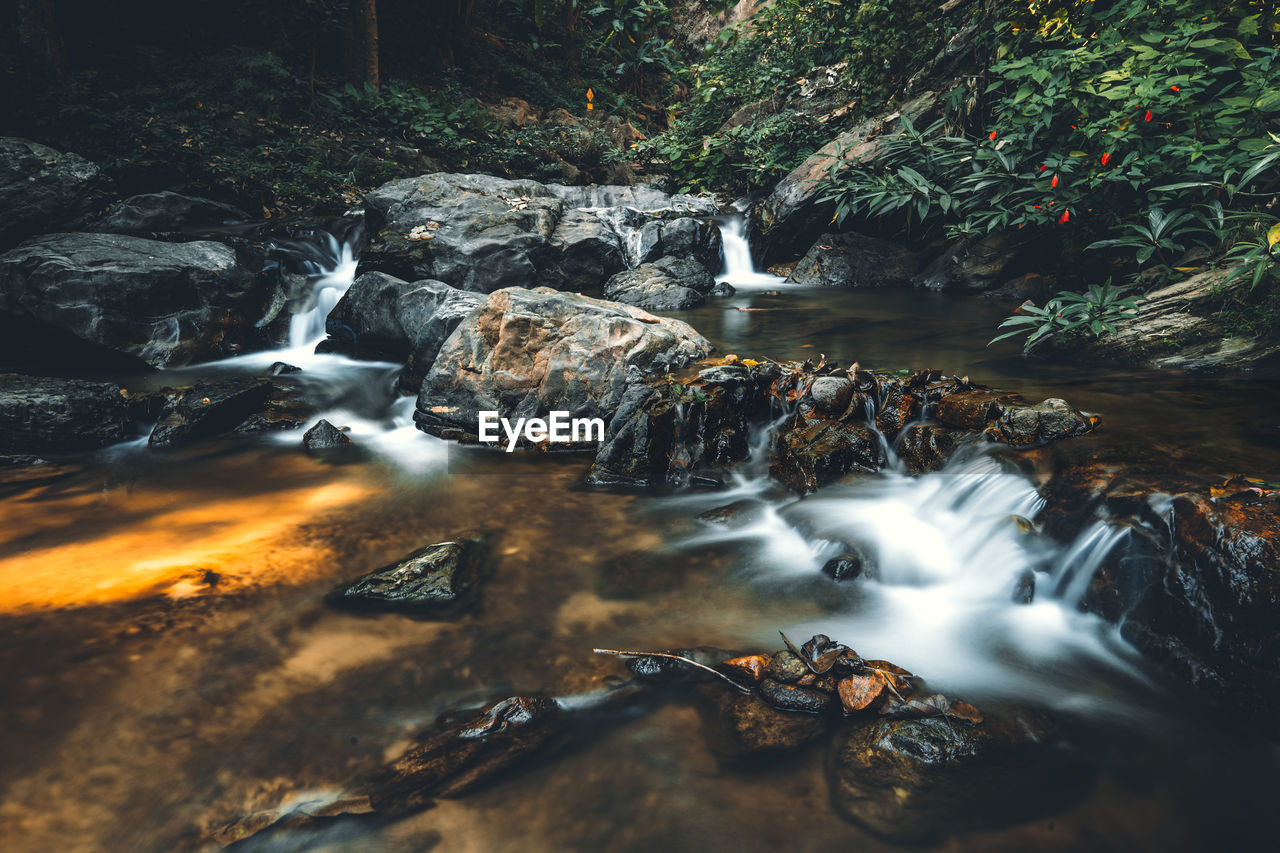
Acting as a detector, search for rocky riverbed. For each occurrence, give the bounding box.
[1,136,1279,851]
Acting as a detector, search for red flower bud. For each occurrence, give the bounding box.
[1144,110,1153,122]
[1051,174,1059,188]
[1100,152,1111,165]
[988,130,998,140]
[1170,85,1180,92]
[1058,209,1070,224]
[1039,164,1048,171]
[1033,204,1041,210]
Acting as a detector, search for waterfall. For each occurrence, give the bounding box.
[715,213,787,288]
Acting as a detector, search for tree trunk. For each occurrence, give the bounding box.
[362,0,380,89]
[15,0,71,86]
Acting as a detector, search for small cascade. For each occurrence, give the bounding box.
[1048,521,1131,606]
[715,212,787,288]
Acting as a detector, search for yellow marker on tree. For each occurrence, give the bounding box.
[587,88,594,111]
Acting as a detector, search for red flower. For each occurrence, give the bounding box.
[1100,152,1111,166]
[1051,174,1059,188]
[1039,164,1048,172]
[1058,209,1070,224]
[1033,204,1042,210]
[1144,110,1153,122]
[1170,85,1180,92]
[988,130,998,140]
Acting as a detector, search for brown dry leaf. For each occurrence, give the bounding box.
[838,671,887,714]
[800,633,851,674]
[948,699,984,725]
[863,659,916,696]
[720,654,770,683]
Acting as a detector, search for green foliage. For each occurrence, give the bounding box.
[991,282,1141,352]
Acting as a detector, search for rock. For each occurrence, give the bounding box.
[603,255,717,311]
[786,232,922,288]
[330,539,486,614]
[806,376,854,415]
[301,419,353,452]
[0,138,106,250]
[771,417,880,493]
[0,233,280,367]
[625,646,737,685]
[321,271,484,388]
[148,378,275,447]
[822,554,864,581]
[763,650,809,684]
[484,97,542,129]
[757,678,835,714]
[698,686,830,759]
[0,373,131,453]
[829,710,1090,842]
[752,92,941,265]
[895,423,980,474]
[361,173,722,292]
[414,287,713,440]
[1040,265,1280,375]
[87,191,249,237]
[586,365,761,488]
[365,694,563,815]
[1013,571,1036,604]
[914,229,1048,291]
[268,362,301,376]
[933,389,1012,430]
[232,383,310,434]
[986,398,1097,448]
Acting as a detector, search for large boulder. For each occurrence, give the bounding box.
[828,711,1089,843]
[0,373,132,453]
[0,138,106,250]
[0,233,281,367]
[603,255,718,311]
[414,287,713,440]
[786,232,922,288]
[321,271,484,388]
[360,173,721,292]
[148,378,278,448]
[751,92,941,265]
[86,191,249,238]
[914,229,1049,292]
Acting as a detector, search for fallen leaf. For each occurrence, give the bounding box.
[838,671,887,713]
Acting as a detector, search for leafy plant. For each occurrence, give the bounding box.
[1085,206,1202,265]
[990,283,1141,353]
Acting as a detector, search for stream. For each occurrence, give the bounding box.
[1,214,1278,851]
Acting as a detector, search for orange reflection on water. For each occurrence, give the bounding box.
[0,481,372,613]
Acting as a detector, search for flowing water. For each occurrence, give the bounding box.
[1,215,1278,851]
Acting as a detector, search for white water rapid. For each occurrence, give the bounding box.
[716,211,788,289]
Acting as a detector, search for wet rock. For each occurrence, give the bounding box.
[914,229,1049,291]
[86,191,249,237]
[786,232,922,288]
[896,423,979,474]
[874,380,919,438]
[698,687,830,759]
[0,232,279,367]
[933,389,1011,430]
[696,499,758,525]
[268,361,301,376]
[822,554,864,582]
[301,419,353,452]
[758,678,835,714]
[720,654,771,683]
[322,271,484,388]
[752,92,941,265]
[365,694,563,815]
[1013,570,1036,604]
[771,417,880,493]
[764,650,809,684]
[234,383,311,434]
[148,378,275,448]
[416,287,712,441]
[986,398,1097,448]
[829,710,1090,842]
[0,137,107,250]
[544,208,627,292]
[806,375,854,415]
[586,366,760,488]
[603,255,717,311]
[330,539,486,614]
[625,646,737,684]
[0,373,131,453]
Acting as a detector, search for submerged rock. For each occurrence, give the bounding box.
[828,710,1090,842]
[0,373,131,453]
[415,287,713,441]
[0,232,280,367]
[301,419,353,452]
[698,687,830,759]
[329,539,486,614]
[148,378,275,448]
[603,255,718,311]
[822,554,864,582]
[364,694,563,816]
[786,232,922,288]
[321,271,484,388]
[0,137,106,250]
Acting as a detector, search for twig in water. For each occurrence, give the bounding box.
[593,648,752,694]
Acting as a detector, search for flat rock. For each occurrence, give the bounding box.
[329,539,486,614]
[0,372,131,453]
